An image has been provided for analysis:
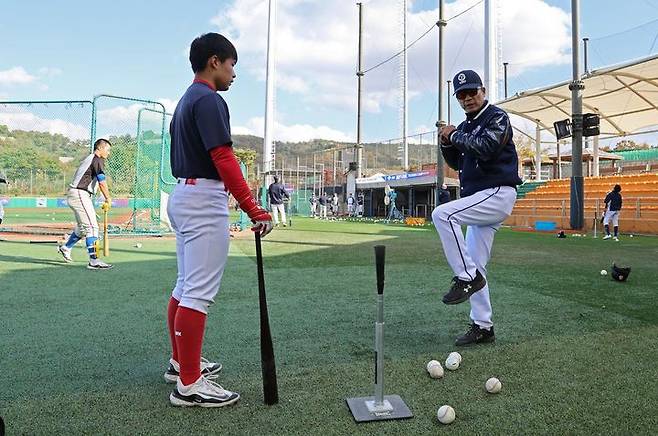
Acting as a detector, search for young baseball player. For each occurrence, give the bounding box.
[432,70,522,346]
[165,33,273,408]
[57,139,113,269]
[602,184,622,241]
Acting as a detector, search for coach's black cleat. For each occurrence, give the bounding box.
[455,323,495,346]
[442,270,486,305]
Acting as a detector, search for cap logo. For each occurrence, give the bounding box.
[457,73,466,84]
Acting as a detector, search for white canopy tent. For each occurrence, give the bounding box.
[498,53,658,179]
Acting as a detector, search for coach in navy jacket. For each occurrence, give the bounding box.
[431,69,521,347]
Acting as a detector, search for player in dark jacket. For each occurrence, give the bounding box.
[602,184,622,241]
[432,69,522,346]
[268,175,290,226]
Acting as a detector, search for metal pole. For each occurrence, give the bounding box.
[435,0,446,206]
[484,0,498,102]
[402,0,409,171]
[583,37,589,74]
[535,123,542,181]
[570,0,584,229]
[356,3,364,179]
[447,80,451,125]
[503,62,509,99]
[593,135,600,177]
[263,0,276,175]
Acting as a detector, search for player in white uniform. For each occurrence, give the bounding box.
[165,33,273,408]
[57,139,113,269]
[432,70,522,346]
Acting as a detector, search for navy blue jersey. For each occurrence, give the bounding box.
[604,191,622,211]
[170,80,232,179]
[442,102,522,197]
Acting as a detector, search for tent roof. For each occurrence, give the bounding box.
[547,148,622,161]
[498,54,658,138]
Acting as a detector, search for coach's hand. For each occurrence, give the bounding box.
[440,125,456,145]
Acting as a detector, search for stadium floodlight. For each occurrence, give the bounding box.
[553,119,572,140]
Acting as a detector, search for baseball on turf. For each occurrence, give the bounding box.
[134,243,142,249]
[437,405,455,424]
[426,360,444,379]
[485,377,502,394]
[448,351,462,363]
[600,269,607,276]
[445,352,461,370]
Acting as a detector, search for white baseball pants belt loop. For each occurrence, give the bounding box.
[176,178,225,189]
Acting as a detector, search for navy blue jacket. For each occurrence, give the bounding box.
[604,191,622,211]
[268,183,289,205]
[442,102,522,197]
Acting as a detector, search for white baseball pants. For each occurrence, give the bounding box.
[168,179,230,314]
[432,186,517,328]
[272,203,286,225]
[66,188,99,238]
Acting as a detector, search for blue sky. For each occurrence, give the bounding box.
[1,0,657,143]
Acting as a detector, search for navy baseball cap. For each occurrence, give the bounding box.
[453,70,483,94]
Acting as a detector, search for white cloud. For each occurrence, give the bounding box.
[211,0,571,115]
[0,67,37,86]
[0,106,89,140]
[235,116,351,142]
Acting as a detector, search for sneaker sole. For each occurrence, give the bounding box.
[87,264,113,270]
[455,336,496,347]
[169,392,240,408]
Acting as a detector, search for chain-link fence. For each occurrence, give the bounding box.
[0,96,174,234]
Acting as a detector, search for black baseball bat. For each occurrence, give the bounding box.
[255,231,279,405]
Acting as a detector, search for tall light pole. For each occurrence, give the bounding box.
[569,0,584,229]
[356,2,364,179]
[263,0,277,176]
[435,0,446,207]
[484,0,498,102]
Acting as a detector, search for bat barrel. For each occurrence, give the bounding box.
[374,245,385,295]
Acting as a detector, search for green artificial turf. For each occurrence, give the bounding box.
[1,218,657,435]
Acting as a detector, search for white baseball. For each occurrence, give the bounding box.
[600,269,607,276]
[445,352,461,370]
[630,234,634,238]
[437,405,455,424]
[485,377,502,393]
[426,360,444,379]
[134,243,142,249]
[448,352,462,364]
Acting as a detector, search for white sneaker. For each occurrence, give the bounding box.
[170,376,240,408]
[87,259,113,270]
[614,237,619,242]
[603,235,612,240]
[57,245,73,263]
[164,357,222,383]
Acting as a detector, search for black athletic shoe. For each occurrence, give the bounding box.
[442,270,486,305]
[455,323,495,346]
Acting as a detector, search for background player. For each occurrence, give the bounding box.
[602,184,623,241]
[432,69,522,346]
[57,139,113,269]
[165,33,273,408]
[267,175,289,227]
[0,176,7,225]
